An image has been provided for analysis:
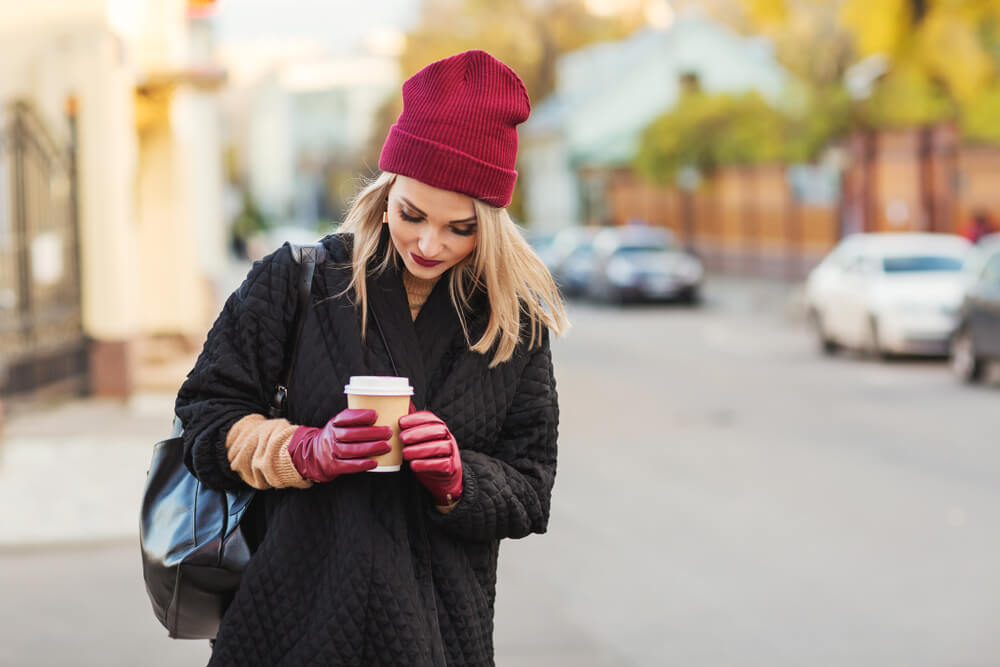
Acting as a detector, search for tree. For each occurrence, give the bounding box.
[962,84,1000,144]
[697,0,856,157]
[718,0,1000,139]
[634,88,794,184]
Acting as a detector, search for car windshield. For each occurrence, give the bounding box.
[614,245,670,257]
[882,255,964,273]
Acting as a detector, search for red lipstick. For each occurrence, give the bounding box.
[410,253,443,268]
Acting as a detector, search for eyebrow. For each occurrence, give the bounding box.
[400,197,477,225]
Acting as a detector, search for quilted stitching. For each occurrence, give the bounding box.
[176,244,300,491]
[174,234,559,666]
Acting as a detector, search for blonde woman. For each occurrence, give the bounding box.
[176,50,569,666]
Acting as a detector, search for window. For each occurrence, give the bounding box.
[882,256,964,273]
[980,253,1000,286]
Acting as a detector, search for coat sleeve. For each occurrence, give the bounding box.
[429,331,559,542]
[175,246,300,491]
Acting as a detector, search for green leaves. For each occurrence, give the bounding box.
[962,84,1000,144]
[860,64,955,128]
[633,87,842,183]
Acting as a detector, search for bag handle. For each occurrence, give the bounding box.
[268,241,326,418]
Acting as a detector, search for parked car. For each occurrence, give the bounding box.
[805,233,972,357]
[525,230,557,266]
[545,226,603,298]
[950,233,1000,382]
[587,225,704,304]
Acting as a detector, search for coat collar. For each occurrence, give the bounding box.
[365,227,474,410]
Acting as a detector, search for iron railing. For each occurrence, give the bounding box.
[0,101,86,398]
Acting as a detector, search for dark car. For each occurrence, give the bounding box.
[587,225,704,304]
[544,227,602,298]
[950,234,1000,382]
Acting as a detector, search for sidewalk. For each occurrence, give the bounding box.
[0,392,177,547]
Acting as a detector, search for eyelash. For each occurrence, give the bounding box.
[399,208,476,236]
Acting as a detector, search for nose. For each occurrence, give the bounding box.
[417,227,443,258]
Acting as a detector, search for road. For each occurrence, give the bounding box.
[2,290,998,666]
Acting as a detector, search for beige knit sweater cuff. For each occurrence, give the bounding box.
[225,414,313,490]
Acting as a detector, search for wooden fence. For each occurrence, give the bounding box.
[604,165,839,279]
[599,124,1000,280]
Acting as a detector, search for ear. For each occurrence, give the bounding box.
[382,210,389,224]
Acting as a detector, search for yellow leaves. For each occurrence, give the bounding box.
[962,85,1000,144]
[840,0,912,56]
[725,0,1000,140]
[744,0,789,26]
[919,9,997,103]
[836,0,1000,131]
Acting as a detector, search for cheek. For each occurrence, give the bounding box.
[386,221,412,249]
[454,235,477,261]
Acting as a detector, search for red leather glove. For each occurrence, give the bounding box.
[399,410,463,505]
[288,409,391,483]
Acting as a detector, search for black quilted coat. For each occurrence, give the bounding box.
[175,232,559,666]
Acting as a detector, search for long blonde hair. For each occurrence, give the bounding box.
[338,172,570,367]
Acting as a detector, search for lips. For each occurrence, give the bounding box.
[410,253,443,268]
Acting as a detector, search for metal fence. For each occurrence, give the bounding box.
[0,101,86,398]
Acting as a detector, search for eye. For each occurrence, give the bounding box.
[450,225,477,237]
[399,207,422,223]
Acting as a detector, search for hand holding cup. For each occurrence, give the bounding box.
[399,410,463,505]
[288,409,392,482]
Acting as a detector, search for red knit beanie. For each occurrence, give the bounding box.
[378,50,531,208]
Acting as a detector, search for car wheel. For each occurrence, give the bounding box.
[678,286,700,306]
[866,316,891,360]
[590,281,617,305]
[950,326,983,383]
[809,308,839,355]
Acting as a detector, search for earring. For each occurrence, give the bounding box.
[382,211,388,224]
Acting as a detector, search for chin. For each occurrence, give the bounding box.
[405,257,449,278]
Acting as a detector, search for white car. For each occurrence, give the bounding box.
[805,233,972,357]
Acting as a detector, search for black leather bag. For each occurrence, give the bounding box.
[140,242,325,639]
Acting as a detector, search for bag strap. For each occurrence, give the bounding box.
[268,241,327,418]
[368,307,399,377]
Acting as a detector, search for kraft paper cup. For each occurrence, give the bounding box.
[344,376,413,473]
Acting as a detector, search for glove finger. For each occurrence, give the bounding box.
[409,457,455,476]
[402,440,452,461]
[399,423,449,445]
[332,409,378,427]
[398,411,445,430]
[334,425,393,442]
[336,439,391,459]
[315,454,343,482]
[337,458,379,475]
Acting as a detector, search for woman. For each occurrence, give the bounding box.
[176,50,569,666]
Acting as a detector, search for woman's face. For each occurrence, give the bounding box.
[386,176,478,280]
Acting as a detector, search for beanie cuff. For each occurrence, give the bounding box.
[379,125,517,208]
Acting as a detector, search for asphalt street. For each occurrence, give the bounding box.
[1,284,998,666]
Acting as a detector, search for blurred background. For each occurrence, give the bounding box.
[1,0,999,665]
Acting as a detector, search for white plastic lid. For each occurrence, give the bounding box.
[343,375,413,396]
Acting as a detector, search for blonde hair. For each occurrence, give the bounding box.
[338,172,570,367]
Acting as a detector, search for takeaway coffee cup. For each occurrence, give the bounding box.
[344,376,414,472]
